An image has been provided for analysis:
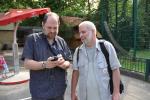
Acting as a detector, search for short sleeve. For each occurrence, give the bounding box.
[21,35,34,60]
[72,48,79,70]
[104,41,121,70]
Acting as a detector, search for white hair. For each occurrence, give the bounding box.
[79,21,97,33]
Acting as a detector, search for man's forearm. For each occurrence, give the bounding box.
[24,59,45,70]
[62,61,71,69]
[112,68,121,93]
[71,70,79,96]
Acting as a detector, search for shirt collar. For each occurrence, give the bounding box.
[79,38,100,51]
[96,38,101,51]
[42,33,58,45]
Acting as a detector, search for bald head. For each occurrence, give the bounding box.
[42,12,60,25]
[42,12,60,39]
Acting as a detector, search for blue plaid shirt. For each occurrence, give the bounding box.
[22,32,72,99]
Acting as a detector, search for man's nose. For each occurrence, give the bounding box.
[50,29,55,33]
[80,33,83,38]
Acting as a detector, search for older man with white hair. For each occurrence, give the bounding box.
[71,21,121,100]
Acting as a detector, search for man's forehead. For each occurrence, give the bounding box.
[44,17,58,26]
[47,16,58,22]
[79,25,89,31]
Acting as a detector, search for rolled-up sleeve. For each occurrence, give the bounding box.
[104,41,121,70]
[21,35,34,61]
[72,48,79,70]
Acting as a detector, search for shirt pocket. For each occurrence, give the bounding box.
[78,65,86,76]
[78,56,87,76]
[96,59,110,81]
[77,53,87,67]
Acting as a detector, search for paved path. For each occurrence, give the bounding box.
[65,69,150,100]
[0,69,150,100]
[1,49,150,100]
[121,75,150,100]
[0,64,150,100]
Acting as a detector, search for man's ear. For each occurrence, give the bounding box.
[42,22,44,27]
[58,21,60,26]
[92,29,96,35]
[42,22,45,30]
[91,29,94,34]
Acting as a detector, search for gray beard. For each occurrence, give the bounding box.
[83,31,93,45]
[48,39,54,45]
[42,30,48,35]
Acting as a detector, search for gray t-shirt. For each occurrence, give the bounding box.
[86,46,100,100]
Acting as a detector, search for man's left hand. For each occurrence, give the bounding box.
[112,92,120,100]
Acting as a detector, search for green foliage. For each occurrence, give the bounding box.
[94,0,150,52]
[136,50,150,59]
[0,0,149,52]
[0,0,91,25]
[59,3,87,17]
[121,60,146,73]
[20,17,42,26]
[45,0,88,17]
[120,56,146,73]
[137,0,150,49]
[0,1,17,12]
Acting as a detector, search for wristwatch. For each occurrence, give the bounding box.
[42,61,47,69]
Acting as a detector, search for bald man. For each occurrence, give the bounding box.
[22,12,72,100]
[71,21,121,100]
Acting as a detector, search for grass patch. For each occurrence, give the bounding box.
[136,50,150,59]
[119,57,146,73]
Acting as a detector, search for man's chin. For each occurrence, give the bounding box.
[83,39,92,45]
[43,32,47,35]
[47,34,56,39]
[83,41,88,45]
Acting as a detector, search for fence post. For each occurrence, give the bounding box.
[145,59,150,81]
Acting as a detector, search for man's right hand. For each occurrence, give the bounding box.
[71,93,78,100]
[45,60,58,69]
[46,55,64,69]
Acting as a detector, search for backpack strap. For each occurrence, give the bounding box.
[76,41,113,79]
[99,41,112,78]
[76,46,81,64]
[57,37,64,50]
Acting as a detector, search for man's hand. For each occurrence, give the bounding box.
[45,59,58,69]
[46,55,69,69]
[57,56,65,67]
[46,56,60,69]
[112,92,120,100]
[56,56,70,69]
[71,93,78,100]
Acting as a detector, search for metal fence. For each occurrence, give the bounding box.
[119,56,150,81]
